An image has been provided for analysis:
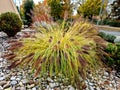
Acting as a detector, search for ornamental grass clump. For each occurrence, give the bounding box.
[4,21,105,89]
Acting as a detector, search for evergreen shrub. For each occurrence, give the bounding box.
[0,12,22,37]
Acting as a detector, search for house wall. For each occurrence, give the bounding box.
[0,0,19,15]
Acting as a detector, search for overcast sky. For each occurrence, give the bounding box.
[14,0,43,6]
[14,0,114,8]
[33,0,43,4]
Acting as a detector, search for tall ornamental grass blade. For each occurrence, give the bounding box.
[4,21,106,89]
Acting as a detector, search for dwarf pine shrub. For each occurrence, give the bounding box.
[0,12,22,37]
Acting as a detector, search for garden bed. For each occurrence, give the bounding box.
[0,26,120,89]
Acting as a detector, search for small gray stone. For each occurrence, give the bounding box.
[0,81,7,86]
[49,83,56,88]
[46,85,50,89]
[16,86,21,90]
[104,72,109,76]
[19,81,24,86]
[47,77,53,82]
[17,72,22,76]
[16,77,21,81]
[0,86,3,89]
[23,76,27,79]
[64,88,69,90]
[20,86,26,90]
[11,72,17,76]
[3,83,10,89]
[10,76,16,81]
[0,58,3,61]
[0,76,5,81]
[0,64,2,68]
[68,85,75,90]
[10,80,17,85]
[60,85,64,89]
[21,79,29,84]
[89,86,94,90]
[96,87,101,90]
[103,76,107,79]
[4,87,12,90]
[0,44,4,52]
[27,84,35,88]
[17,76,22,79]
[6,70,10,74]
[54,87,61,90]
[12,86,15,90]
[89,82,94,86]
[55,83,59,86]
[32,87,37,90]
[0,72,5,76]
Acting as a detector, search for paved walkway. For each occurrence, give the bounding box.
[97,25,120,32]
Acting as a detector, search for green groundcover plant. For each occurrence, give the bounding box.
[4,21,105,89]
[105,43,120,66]
[99,32,116,43]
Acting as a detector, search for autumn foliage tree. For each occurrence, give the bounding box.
[77,0,104,20]
[61,0,73,19]
[32,1,51,22]
[47,0,63,21]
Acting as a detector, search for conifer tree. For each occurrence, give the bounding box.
[23,0,34,26]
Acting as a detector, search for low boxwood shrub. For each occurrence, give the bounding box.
[102,19,120,27]
[4,21,105,89]
[102,19,109,25]
[109,20,120,27]
[0,12,22,37]
[99,32,116,43]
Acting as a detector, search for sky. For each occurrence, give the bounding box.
[33,0,43,4]
[14,0,114,6]
[14,0,43,6]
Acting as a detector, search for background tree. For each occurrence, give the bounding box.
[23,0,34,26]
[47,0,63,21]
[47,0,73,21]
[77,0,103,20]
[32,1,51,22]
[61,0,73,19]
[109,0,120,20]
